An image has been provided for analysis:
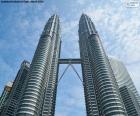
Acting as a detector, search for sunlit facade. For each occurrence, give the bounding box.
[0,82,12,114]
[0,61,30,116]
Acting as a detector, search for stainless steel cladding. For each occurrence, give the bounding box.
[78,14,128,116]
[16,15,61,116]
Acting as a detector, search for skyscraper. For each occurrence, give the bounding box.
[109,58,140,115]
[78,14,127,116]
[2,14,140,116]
[16,14,61,116]
[109,58,140,106]
[0,82,12,113]
[0,60,30,116]
[119,86,140,116]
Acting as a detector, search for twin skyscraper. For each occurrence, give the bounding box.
[0,14,140,116]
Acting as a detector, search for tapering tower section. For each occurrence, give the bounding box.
[0,61,30,116]
[16,14,61,116]
[79,14,127,116]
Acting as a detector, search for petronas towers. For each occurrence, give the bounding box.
[1,14,140,116]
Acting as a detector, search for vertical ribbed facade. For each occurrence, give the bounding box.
[119,86,140,116]
[0,60,30,116]
[0,82,12,114]
[79,14,127,116]
[109,58,140,115]
[109,58,140,107]
[16,14,61,116]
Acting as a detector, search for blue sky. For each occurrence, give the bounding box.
[0,0,140,115]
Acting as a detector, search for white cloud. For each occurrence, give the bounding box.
[76,0,86,5]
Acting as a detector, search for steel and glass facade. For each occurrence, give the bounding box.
[16,14,61,116]
[109,58,140,106]
[109,58,140,115]
[2,14,140,116]
[0,60,30,116]
[79,14,127,116]
[0,82,12,114]
[119,86,140,116]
